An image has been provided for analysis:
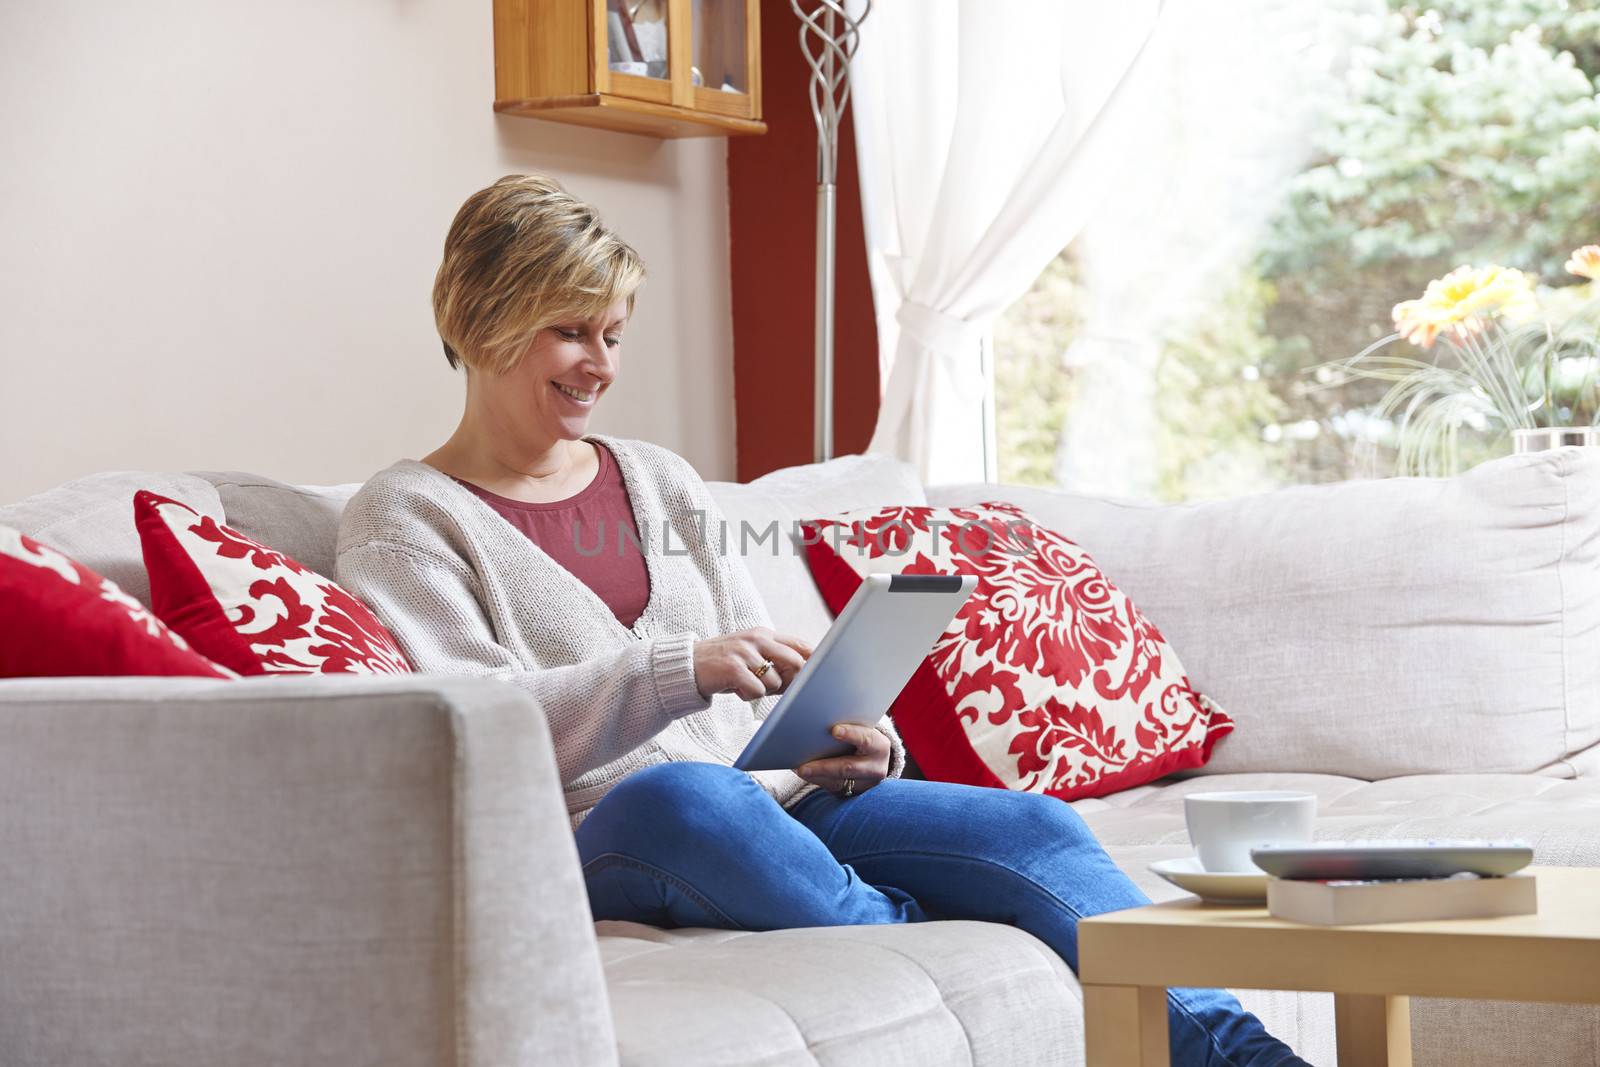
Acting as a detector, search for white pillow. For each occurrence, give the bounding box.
[928,448,1600,780]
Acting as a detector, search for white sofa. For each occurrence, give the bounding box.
[2,448,1597,1067]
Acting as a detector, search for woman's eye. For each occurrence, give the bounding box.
[554,328,620,347]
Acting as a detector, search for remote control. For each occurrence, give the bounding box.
[1250,839,1534,881]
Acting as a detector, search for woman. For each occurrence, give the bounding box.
[336,174,1308,1067]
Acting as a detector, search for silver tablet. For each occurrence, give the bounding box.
[733,572,977,772]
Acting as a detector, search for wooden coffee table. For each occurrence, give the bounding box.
[1078,866,1600,1066]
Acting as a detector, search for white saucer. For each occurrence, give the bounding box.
[1149,857,1268,904]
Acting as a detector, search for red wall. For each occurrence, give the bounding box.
[727,0,879,482]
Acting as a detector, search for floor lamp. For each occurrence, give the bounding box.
[791,0,871,463]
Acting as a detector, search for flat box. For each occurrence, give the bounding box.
[1267,874,1537,926]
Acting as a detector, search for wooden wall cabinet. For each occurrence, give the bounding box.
[494,0,765,138]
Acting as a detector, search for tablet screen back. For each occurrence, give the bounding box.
[733,573,976,772]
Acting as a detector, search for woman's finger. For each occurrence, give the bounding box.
[756,638,805,673]
[729,662,769,700]
[755,638,807,689]
[755,657,783,692]
[741,642,790,694]
[724,639,775,693]
[796,755,878,780]
[795,765,880,797]
[772,632,815,660]
[796,769,855,793]
[829,722,886,754]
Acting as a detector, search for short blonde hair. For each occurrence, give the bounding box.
[432,174,646,374]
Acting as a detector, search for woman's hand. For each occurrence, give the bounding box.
[796,723,890,797]
[692,627,812,701]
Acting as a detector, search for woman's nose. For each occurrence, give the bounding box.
[583,340,616,382]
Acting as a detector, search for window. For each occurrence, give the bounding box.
[995,0,1600,501]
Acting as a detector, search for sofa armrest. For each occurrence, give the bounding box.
[0,674,616,1067]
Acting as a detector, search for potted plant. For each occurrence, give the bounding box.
[1321,246,1600,475]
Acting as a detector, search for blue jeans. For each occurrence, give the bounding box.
[576,762,1306,1067]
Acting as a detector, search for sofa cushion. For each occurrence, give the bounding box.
[707,453,927,645]
[0,526,233,679]
[191,471,362,581]
[135,490,413,676]
[597,919,1082,1066]
[597,892,1327,1067]
[0,472,224,609]
[928,448,1600,780]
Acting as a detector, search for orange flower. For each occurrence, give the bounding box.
[1392,265,1537,348]
[1566,245,1600,280]
[1392,298,1441,348]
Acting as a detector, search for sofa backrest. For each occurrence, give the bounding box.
[0,472,225,608]
[189,471,362,583]
[706,453,928,644]
[928,447,1600,781]
[12,448,1596,784]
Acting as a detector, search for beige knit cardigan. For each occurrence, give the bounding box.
[335,433,904,829]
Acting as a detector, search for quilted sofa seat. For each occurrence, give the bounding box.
[596,921,1084,1066]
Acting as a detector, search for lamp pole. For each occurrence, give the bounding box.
[791,0,870,463]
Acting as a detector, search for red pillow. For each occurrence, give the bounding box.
[134,490,413,676]
[801,502,1232,801]
[0,524,234,679]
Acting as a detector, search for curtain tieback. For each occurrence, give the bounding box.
[895,301,987,358]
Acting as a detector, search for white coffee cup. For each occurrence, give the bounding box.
[1184,790,1317,873]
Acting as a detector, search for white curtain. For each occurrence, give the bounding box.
[851,0,1377,488]
[852,0,1173,484]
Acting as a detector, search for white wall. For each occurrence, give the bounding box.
[0,0,737,502]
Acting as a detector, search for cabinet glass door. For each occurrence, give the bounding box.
[605,0,671,83]
[692,0,747,94]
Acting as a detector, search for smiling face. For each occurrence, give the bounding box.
[434,176,646,465]
[486,299,629,444]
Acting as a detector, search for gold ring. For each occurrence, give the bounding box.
[752,659,774,679]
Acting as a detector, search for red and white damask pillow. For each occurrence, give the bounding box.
[134,490,412,676]
[801,502,1232,801]
[0,524,234,678]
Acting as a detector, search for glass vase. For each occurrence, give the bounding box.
[1512,427,1600,453]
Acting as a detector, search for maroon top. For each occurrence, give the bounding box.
[451,443,651,628]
